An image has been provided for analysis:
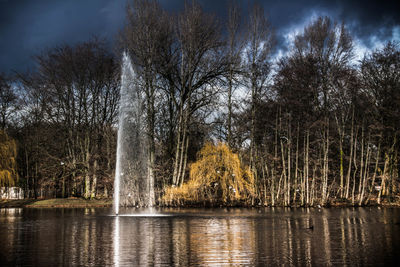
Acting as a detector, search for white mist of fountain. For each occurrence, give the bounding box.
[114,52,150,215]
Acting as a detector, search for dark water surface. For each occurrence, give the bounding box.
[0,207,399,266]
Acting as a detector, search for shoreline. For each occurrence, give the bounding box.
[0,198,113,208]
[1,197,399,208]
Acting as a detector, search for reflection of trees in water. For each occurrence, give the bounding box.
[1,208,399,266]
[186,218,257,265]
[110,209,400,266]
[114,217,257,266]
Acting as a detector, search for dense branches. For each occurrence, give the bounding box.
[3,0,399,206]
[17,39,119,198]
[0,74,18,130]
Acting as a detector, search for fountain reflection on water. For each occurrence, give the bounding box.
[113,216,120,266]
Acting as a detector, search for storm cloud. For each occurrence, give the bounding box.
[0,0,399,73]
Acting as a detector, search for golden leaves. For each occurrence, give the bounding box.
[163,142,255,205]
[0,130,18,187]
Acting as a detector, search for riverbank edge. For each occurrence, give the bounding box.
[1,197,399,208]
[0,198,113,208]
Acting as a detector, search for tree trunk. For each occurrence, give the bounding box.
[179,134,189,187]
[227,66,233,147]
[345,110,355,199]
[351,129,358,205]
[378,152,389,204]
[368,138,381,202]
[322,121,329,205]
[357,127,365,203]
[306,131,310,205]
[293,125,299,204]
[271,112,279,206]
[359,137,371,206]
[280,138,287,206]
[90,159,98,199]
[84,136,90,199]
[339,137,344,198]
[287,121,291,206]
[172,108,183,186]
[147,78,156,206]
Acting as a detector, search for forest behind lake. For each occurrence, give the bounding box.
[0,0,399,207]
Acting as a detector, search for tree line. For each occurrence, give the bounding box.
[0,0,399,206]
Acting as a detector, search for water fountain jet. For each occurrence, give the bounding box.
[114,52,152,215]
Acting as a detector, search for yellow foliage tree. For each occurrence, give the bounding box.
[163,142,255,205]
[0,130,18,187]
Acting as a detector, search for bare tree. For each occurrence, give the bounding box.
[20,39,119,199]
[361,42,400,200]
[225,1,242,148]
[243,3,274,197]
[121,0,172,205]
[157,1,229,187]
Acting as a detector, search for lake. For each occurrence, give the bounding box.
[0,207,399,266]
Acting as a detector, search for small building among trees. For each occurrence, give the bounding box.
[1,187,24,199]
[0,130,20,199]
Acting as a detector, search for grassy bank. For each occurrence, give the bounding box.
[160,195,400,208]
[0,198,113,208]
[1,197,399,209]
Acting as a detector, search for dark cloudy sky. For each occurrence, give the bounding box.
[0,0,399,74]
